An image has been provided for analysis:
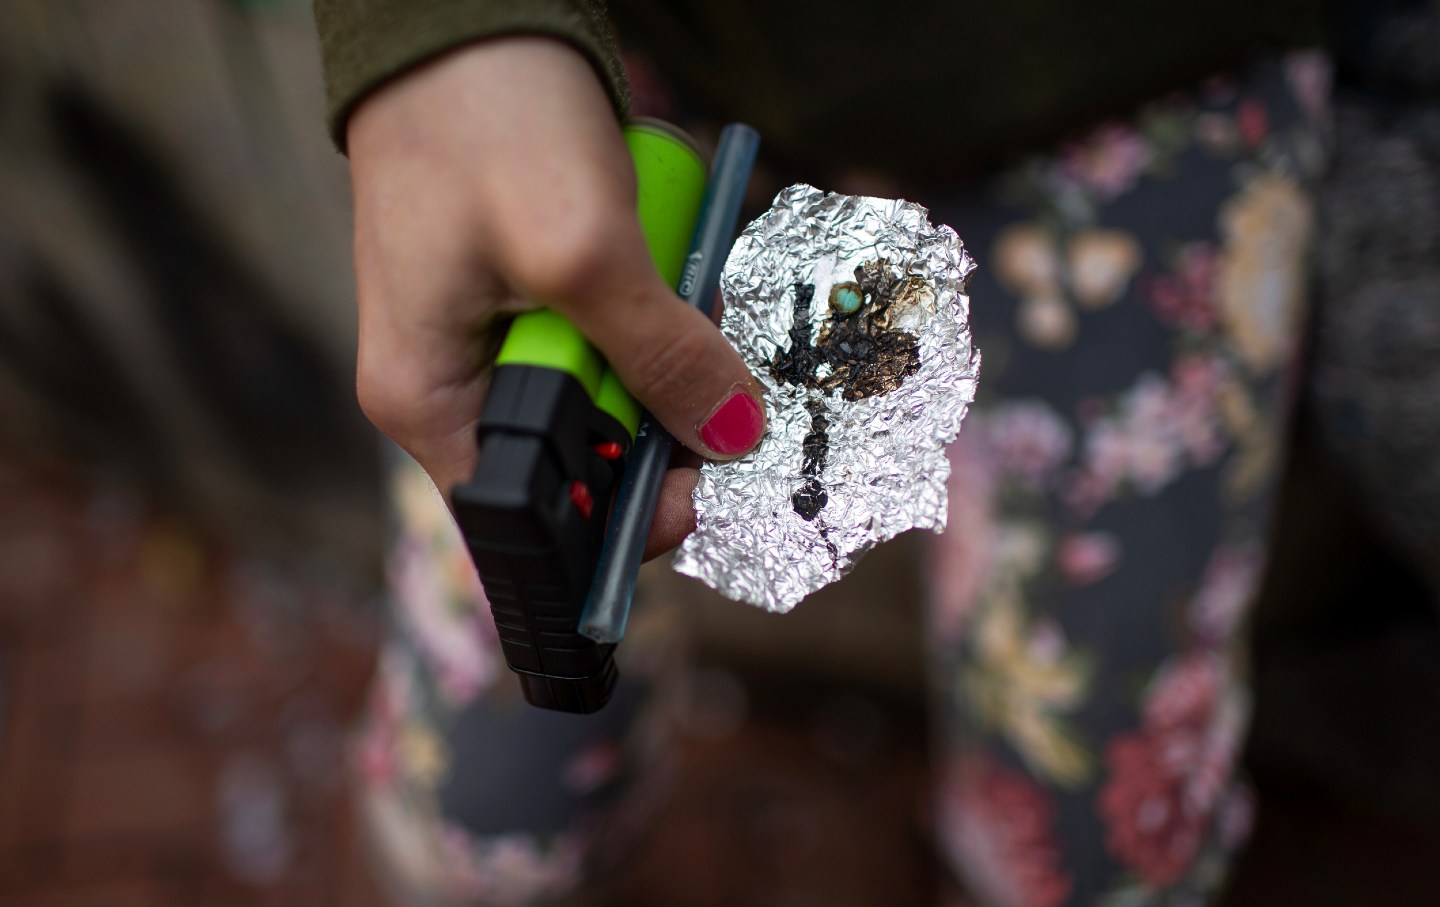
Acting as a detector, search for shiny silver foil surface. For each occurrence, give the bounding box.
[673,184,980,612]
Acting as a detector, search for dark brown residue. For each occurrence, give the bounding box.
[770,260,924,525]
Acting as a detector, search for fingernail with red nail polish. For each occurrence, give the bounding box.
[698,390,765,457]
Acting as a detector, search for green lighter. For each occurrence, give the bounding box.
[450,120,707,714]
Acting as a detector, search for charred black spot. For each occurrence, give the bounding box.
[771,283,823,388]
[791,398,831,520]
[792,479,828,521]
[768,261,925,524]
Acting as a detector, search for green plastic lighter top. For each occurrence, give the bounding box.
[624,119,707,287]
[495,120,707,437]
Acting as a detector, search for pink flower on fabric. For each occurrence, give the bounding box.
[354,717,397,786]
[1055,532,1123,586]
[1123,428,1186,494]
[1060,467,1113,517]
[1065,421,1139,515]
[930,434,1000,642]
[1285,51,1333,124]
[1064,366,1226,515]
[1217,785,1256,852]
[1100,733,1206,886]
[1097,653,1246,886]
[1169,400,1224,468]
[561,740,624,795]
[1124,375,1174,430]
[1146,243,1220,332]
[1195,112,1239,154]
[1057,123,1152,200]
[354,663,406,786]
[388,537,503,706]
[1083,381,1185,497]
[1236,98,1269,150]
[1122,376,1190,491]
[1171,353,1227,401]
[1188,547,1262,647]
[433,634,498,705]
[1170,354,1229,464]
[444,828,583,905]
[1141,653,1220,731]
[940,756,1074,907]
[1080,423,1130,486]
[983,400,1075,489]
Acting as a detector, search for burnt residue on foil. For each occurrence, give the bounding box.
[773,262,923,402]
[771,262,923,528]
[674,184,980,612]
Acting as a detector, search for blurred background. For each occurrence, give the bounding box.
[1,1,1438,905]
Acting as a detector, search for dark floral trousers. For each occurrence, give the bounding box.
[359,51,1333,907]
[926,52,1329,907]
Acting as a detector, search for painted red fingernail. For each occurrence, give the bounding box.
[698,390,765,457]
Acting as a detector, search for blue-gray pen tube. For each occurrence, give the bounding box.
[579,123,761,644]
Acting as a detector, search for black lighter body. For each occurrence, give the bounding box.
[449,121,707,713]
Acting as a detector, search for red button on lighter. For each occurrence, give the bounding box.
[570,480,594,519]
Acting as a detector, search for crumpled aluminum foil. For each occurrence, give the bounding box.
[673,184,980,612]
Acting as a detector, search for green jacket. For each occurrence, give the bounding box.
[315,0,1325,177]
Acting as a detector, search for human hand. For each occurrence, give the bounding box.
[346,38,765,557]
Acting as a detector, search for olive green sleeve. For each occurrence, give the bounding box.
[313,0,629,151]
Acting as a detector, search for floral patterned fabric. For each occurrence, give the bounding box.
[927,52,1330,906]
[361,52,1332,907]
[357,453,677,906]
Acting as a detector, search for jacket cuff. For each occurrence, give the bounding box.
[314,0,629,152]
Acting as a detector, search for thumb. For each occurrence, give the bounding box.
[534,215,766,461]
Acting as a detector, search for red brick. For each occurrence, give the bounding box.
[80,590,174,708]
[0,520,79,639]
[59,808,215,884]
[0,643,82,854]
[0,842,64,892]
[73,697,187,759]
[63,748,211,842]
[192,877,248,907]
[3,877,163,907]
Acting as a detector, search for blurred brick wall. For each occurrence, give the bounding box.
[0,459,386,906]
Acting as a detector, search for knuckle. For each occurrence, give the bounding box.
[508,204,627,302]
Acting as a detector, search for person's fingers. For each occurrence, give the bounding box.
[449,55,766,462]
[644,466,700,560]
[503,210,767,461]
[346,140,513,495]
[346,34,767,505]
[353,276,503,500]
[344,39,632,495]
[641,436,704,559]
[669,444,703,471]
